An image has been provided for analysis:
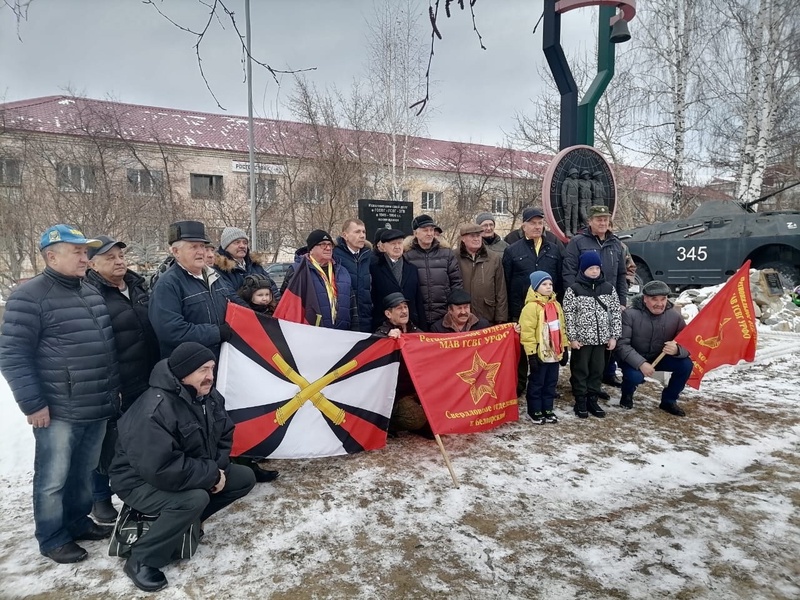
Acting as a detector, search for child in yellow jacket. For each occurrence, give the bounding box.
[519,271,569,424]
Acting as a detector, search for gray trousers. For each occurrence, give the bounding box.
[121,463,256,568]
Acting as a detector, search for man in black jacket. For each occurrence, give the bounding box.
[110,342,256,592]
[502,208,564,394]
[0,224,120,564]
[86,236,160,524]
[370,229,425,331]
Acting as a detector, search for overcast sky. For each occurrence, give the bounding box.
[1,0,595,146]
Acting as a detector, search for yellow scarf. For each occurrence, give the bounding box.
[309,256,337,322]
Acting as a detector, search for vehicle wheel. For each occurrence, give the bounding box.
[758,261,800,289]
[633,260,653,291]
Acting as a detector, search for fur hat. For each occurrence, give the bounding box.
[643,280,671,296]
[168,342,215,380]
[529,271,552,292]
[475,212,494,226]
[237,274,273,305]
[220,227,248,251]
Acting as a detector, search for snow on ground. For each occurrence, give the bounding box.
[0,327,798,599]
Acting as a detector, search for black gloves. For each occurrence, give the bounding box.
[219,323,233,342]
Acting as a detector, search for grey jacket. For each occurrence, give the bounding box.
[615,294,689,368]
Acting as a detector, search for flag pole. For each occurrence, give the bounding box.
[650,351,666,368]
[434,434,459,488]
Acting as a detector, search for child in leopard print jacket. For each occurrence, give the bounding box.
[562,251,622,419]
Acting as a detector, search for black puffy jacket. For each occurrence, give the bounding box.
[86,268,159,409]
[503,235,564,321]
[404,238,463,329]
[109,359,234,498]
[0,267,120,421]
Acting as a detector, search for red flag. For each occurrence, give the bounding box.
[400,324,520,435]
[674,261,758,388]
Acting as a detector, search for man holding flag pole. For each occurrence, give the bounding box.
[616,262,758,417]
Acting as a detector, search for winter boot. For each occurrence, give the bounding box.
[619,393,634,409]
[91,499,118,524]
[659,401,686,417]
[528,412,546,424]
[596,389,611,401]
[573,396,589,419]
[587,395,606,418]
[544,410,559,424]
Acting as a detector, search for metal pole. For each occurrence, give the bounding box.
[577,5,617,146]
[245,0,257,251]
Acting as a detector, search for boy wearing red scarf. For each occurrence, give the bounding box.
[519,271,568,424]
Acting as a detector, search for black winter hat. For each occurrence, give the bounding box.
[238,274,273,304]
[380,229,406,243]
[412,214,438,230]
[306,229,333,251]
[168,342,216,380]
[446,288,472,306]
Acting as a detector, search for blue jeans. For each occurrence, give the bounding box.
[620,356,693,404]
[32,418,107,553]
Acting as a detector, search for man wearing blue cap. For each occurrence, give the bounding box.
[0,224,121,564]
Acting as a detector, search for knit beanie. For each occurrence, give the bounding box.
[579,251,602,273]
[475,212,494,226]
[220,227,248,252]
[168,342,216,380]
[306,229,333,251]
[529,270,552,292]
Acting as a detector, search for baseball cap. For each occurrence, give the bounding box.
[40,224,102,251]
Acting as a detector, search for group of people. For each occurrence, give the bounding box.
[0,206,695,592]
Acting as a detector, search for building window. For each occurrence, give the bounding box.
[256,229,281,253]
[57,164,95,193]
[0,159,22,186]
[492,197,509,215]
[190,173,224,199]
[298,182,324,204]
[127,168,163,195]
[401,189,410,202]
[256,178,277,205]
[421,191,442,211]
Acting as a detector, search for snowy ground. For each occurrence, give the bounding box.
[0,327,798,599]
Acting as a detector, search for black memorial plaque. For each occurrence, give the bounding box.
[761,269,784,297]
[358,199,414,243]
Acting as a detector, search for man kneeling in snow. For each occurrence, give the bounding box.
[109,342,255,592]
[615,280,693,416]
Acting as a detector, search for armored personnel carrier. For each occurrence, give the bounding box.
[618,198,800,292]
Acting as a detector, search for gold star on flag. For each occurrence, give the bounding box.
[456,352,501,405]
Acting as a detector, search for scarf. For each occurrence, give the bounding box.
[309,256,337,322]
[533,293,563,357]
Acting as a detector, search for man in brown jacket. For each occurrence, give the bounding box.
[457,223,508,324]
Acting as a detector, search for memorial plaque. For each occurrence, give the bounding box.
[358,199,414,243]
[541,145,617,243]
[760,269,784,297]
